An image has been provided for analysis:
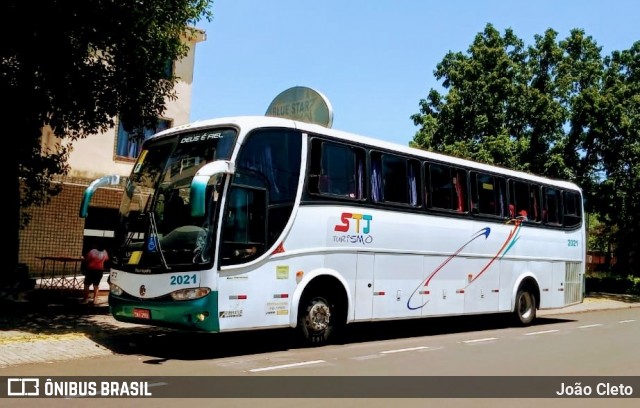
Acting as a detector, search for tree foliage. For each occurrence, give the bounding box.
[411,23,640,275]
[597,43,640,273]
[1,0,213,282]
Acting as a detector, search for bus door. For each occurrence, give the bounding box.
[354,253,374,320]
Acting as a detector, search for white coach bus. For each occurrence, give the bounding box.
[80,87,585,345]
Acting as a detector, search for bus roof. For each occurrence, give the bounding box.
[154,115,582,192]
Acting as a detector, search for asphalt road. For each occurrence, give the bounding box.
[2,291,639,407]
[1,308,638,407]
[3,307,639,375]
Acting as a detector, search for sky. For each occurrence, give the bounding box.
[190,0,639,147]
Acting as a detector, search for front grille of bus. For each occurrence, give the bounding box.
[565,262,583,305]
[115,291,174,302]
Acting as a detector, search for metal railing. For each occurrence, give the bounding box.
[36,256,84,290]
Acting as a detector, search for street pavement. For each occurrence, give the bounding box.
[0,290,638,369]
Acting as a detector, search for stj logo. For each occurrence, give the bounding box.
[7,378,40,396]
[334,212,373,234]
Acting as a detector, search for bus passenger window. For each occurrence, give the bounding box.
[471,172,506,217]
[220,182,267,266]
[311,140,364,199]
[563,191,582,228]
[543,187,562,225]
[429,164,466,212]
[509,180,540,222]
[530,186,541,222]
[429,164,450,210]
[371,152,420,206]
[455,170,468,212]
[453,176,464,212]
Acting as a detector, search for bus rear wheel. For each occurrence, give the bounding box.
[299,295,336,345]
[513,289,536,326]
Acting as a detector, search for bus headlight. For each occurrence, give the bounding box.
[170,287,211,301]
[110,283,123,296]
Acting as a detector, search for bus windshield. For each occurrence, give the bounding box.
[114,128,237,272]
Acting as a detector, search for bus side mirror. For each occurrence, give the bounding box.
[190,160,235,217]
[79,175,120,218]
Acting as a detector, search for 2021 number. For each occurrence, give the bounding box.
[170,274,197,285]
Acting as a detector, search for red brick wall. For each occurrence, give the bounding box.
[19,178,123,277]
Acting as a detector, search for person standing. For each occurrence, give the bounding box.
[82,244,109,304]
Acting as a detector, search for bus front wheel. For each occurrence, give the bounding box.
[513,289,536,326]
[298,295,335,345]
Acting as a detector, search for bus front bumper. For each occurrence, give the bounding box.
[109,291,219,332]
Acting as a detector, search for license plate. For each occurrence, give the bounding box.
[133,308,151,319]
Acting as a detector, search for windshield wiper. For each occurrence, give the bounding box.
[149,211,170,271]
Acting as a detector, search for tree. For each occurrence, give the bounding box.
[410,24,531,172]
[411,23,640,275]
[587,213,616,271]
[596,43,640,275]
[1,1,213,284]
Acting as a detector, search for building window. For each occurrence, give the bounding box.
[116,119,171,159]
[164,60,174,79]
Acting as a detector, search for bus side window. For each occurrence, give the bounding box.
[543,187,561,225]
[429,163,450,210]
[429,164,466,212]
[478,174,494,215]
[453,175,464,212]
[530,186,541,222]
[563,191,582,227]
[319,175,330,193]
[510,179,540,222]
[422,164,429,207]
[220,182,267,266]
[372,152,420,206]
[317,140,364,199]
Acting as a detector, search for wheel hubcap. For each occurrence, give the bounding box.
[307,302,331,332]
[519,294,532,320]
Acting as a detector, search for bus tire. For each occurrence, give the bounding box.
[298,294,337,346]
[513,288,536,326]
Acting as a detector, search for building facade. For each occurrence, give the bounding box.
[19,30,206,278]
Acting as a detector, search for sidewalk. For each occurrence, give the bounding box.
[0,289,164,368]
[0,291,638,368]
[538,292,640,316]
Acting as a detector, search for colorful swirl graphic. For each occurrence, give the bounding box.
[406,219,523,310]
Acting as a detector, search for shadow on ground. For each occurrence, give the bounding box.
[0,288,601,365]
[126,314,576,366]
[0,290,170,345]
